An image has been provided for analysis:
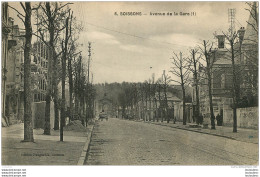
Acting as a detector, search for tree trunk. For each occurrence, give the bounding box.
[192,50,200,124]
[195,80,200,124]
[148,83,151,121]
[182,84,186,125]
[145,91,148,122]
[68,57,73,121]
[208,70,215,129]
[203,40,215,130]
[207,69,215,129]
[23,2,34,142]
[44,2,53,135]
[158,85,161,122]
[163,75,169,123]
[44,46,52,135]
[53,50,59,130]
[60,17,69,141]
[154,98,157,122]
[60,52,65,141]
[231,40,238,132]
[86,103,89,122]
[164,86,169,123]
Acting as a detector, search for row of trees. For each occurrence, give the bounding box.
[10,2,95,142]
[94,2,257,133]
[170,2,258,132]
[96,75,191,124]
[111,2,258,131]
[116,78,174,123]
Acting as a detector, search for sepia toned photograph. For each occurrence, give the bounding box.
[1,1,259,169]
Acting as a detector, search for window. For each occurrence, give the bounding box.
[213,71,221,89]
[225,75,233,88]
[221,74,225,88]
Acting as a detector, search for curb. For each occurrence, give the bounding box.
[77,123,95,165]
[138,121,258,144]
[149,121,236,140]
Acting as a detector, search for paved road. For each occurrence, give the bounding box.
[85,118,258,165]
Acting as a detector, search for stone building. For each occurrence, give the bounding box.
[96,93,113,117]
[193,5,258,128]
[2,2,11,125]
[137,91,182,122]
[2,10,49,126]
[3,17,23,125]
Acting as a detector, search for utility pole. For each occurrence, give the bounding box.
[87,42,91,84]
[86,42,91,125]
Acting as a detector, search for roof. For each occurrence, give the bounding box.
[98,97,112,103]
[212,4,258,66]
[212,49,231,65]
[155,92,181,102]
[242,2,258,46]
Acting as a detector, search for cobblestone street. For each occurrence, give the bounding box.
[85,118,258,165]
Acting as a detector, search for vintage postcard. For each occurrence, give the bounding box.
[1,1,259,176]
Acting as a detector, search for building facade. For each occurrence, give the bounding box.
[2,10,49,126]
[194,6,258,127]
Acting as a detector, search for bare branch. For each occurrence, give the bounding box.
[20,2,28,15]
[8,5,25,18]
[17,14,25,24]
[246,20,258,33]
[170,79,181,85]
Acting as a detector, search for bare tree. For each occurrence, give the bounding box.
[187,49,201,124]
[137,83,145,121]
[162,70,171,123]
[155,78,162,122]
[60,11,72,141]
[243,2,258,101]
[170,52,190,125]
[9,2,38,142]
[222,32,239,132]
[143,81,149,121]
[36,2,72,134]
[245,2,258,35]
[199,40,216,129]
[22,3,34,142]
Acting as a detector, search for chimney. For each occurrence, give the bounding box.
[216,35,225,48]
[238,27,245,43]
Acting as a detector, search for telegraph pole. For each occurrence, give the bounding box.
[86,42,92,125]
[87,42,91,84]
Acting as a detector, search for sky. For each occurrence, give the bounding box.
[8,2,250,84]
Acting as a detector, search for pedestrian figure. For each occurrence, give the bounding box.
[219,113,223,126]
[198,113,203,125]
[216,113,221,126]
[173,117,176,124]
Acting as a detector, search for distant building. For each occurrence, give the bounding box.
[137,91,182,121]
[96,93,113,117]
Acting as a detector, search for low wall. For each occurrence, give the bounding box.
[223,106,258,129]
[237,107,258,129]
[223,106,233,127]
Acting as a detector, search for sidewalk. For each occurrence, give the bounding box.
[135,120,258,144]
[1,122,94,165]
